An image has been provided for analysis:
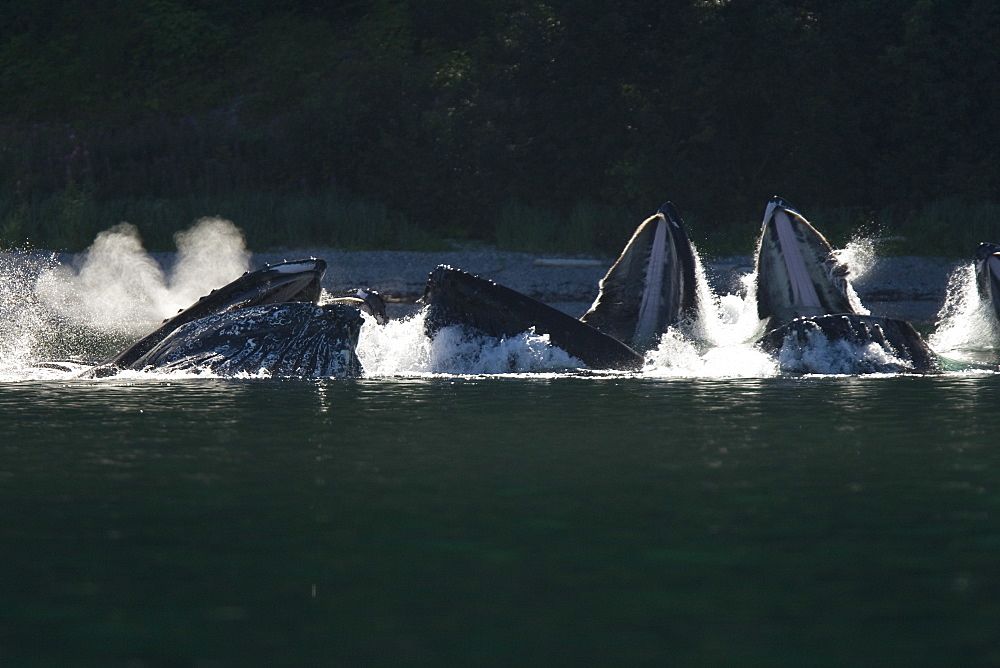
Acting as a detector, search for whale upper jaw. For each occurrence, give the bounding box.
[754,196,855,330]
[580,201,697,351]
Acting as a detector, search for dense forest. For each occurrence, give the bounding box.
[1,0,998,254]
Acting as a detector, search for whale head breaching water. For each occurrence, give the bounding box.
[419,201,705,370]
[580,202,697,351]
[753,196,936,373]
[755,195,855,330]
[422,265,644,371]
[974,242,1000,323]
[84,259,380,378]
[114,301,365,377]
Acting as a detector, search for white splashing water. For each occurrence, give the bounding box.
[696,259,768,348]
[638,237,923,377]
[0,250,62,376]
[1,218,249,378]
[929,264,1000,356]
[835,238,875,316]
[775,327,909,375]
[641,243,776,377]
[644,328,779,378]
[358,310,584,377]
[836,238,877,282]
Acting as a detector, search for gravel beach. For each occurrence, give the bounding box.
[250,249,963,326]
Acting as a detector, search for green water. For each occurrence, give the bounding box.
[2,375,1000,665]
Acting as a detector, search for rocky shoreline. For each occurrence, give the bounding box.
[248,249,962,326]
[19,246,958,326]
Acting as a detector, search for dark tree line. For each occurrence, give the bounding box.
[1,0,998,249]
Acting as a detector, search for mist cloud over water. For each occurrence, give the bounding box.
[35,217,249,337]
[171,217,252,309]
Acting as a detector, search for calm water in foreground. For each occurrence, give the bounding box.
[2,374,999,665]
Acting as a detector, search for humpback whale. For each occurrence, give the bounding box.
[420,202,705,369]
[84,259,378,378]
[118,302,364,377]
[423,265,644,371]
[974,242,1000,322]
[755,196,855,329]
[581,202,697,350]
[754,197,936,373]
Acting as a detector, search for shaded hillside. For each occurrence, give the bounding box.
[1,0,998,252]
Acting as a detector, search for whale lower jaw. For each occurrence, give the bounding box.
[755,197,855,329]
[581,202,697,350]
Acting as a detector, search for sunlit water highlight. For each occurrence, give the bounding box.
[931,263,1000,363]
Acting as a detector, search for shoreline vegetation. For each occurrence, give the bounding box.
[3,190,998,259]
[2,2,998,257]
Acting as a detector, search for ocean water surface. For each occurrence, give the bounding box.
[3,220,1000,664]
[2,375,1000,665]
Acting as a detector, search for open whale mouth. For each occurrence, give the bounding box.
[755,196,854,329]
[231,258,327,306]
[751,198,940,374]
[327,288,387,325]
[580,201,697,350]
